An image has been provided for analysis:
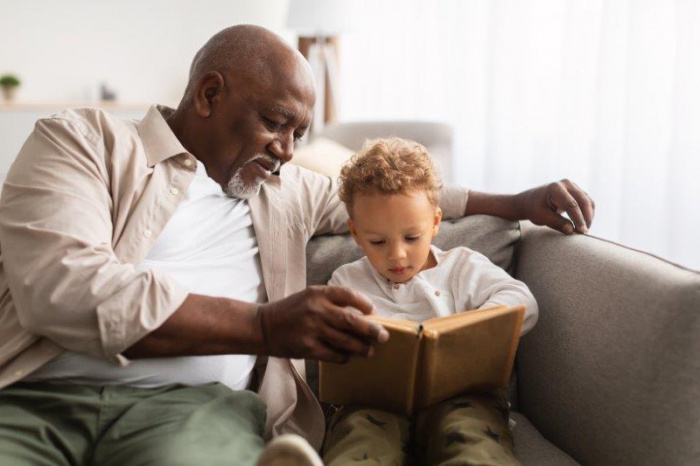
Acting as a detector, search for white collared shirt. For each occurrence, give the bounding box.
[329,245,538,334]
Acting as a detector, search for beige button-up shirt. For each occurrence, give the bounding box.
[0,105,468,449]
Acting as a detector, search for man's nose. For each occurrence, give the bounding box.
[269,134,294,164]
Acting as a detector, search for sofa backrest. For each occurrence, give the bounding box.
[516,223,700,465]
[306,214,521,286]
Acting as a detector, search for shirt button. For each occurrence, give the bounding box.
[393,284,400,290]
[14,370,24,377]
[435,290,441,297]
[143,229,152,238]
[170,187,180,195]
[183,159,194,167]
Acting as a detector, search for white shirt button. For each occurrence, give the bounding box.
[183,159,194,167]
[393,284,400,290]
[434,290,441,297]
[14,370,24,377]
[170,187,180,195]
[143,229,152,238]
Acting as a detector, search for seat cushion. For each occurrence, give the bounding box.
[512,412,580,465]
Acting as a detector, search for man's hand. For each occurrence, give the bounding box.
[513,179,595,234]
[465,179,595,235]
[256,285,389,363]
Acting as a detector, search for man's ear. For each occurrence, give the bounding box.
[432,206,443,238]
[193,71,226,118]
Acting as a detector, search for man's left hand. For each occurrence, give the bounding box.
[465,179,595,235]
[513,179,595,235]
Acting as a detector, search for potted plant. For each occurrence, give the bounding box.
[0,74,21,102]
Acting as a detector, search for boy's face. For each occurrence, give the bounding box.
[348,191,442,283]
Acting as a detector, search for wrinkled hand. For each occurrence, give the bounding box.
[515,179,595,234]
[257,285,389,363]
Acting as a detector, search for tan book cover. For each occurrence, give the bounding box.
[319,304,525,415]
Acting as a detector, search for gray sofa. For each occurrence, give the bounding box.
[305,122,700,465]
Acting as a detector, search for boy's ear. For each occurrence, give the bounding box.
[432,207,443,238]
[347,219,359,243]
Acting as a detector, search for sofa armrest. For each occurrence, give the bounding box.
[515,222,700,465]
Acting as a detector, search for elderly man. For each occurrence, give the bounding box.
[0,25,594,465]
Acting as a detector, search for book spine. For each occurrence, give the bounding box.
[414,328,439,411]
[501,305,526,387]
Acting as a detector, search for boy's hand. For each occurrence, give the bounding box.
[256,285,389,363]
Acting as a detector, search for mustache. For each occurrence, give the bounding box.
[249,154,281,173]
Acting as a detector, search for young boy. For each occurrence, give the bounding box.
[322,138,538,466]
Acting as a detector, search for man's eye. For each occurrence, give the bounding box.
[263,117,282,131]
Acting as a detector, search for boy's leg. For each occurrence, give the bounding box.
[322,406,411,466]
[415,390,519,466]
[92,383,267,466]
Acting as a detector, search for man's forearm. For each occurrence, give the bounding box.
[464,190,522,220]
[123,294,264,359]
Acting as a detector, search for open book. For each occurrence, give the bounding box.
[319,304,525,415]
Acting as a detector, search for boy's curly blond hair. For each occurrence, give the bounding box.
[338,137,442,217]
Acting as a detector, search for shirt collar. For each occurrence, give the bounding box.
[137,105,189,167]
[368,245,443,288]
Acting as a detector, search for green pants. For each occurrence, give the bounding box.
[0,382,267,466]
[323,391,518,466]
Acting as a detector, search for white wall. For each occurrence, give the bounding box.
[0,0,293,106]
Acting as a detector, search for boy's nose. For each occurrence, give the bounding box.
[389,245,407,262]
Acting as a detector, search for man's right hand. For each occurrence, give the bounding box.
[256,285,389,363]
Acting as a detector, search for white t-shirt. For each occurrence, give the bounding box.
[329,245,538,335]
[27,161,266,389]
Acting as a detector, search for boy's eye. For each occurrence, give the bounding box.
[369,240,385,246]
[262,117,283,131]
[405,236,421,242]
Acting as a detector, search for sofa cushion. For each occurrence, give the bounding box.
[290,137,354,179]
[511,412,580,465]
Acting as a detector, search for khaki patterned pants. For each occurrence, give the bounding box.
[323,391,518,466]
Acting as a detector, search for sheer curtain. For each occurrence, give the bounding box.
[338,0,700,270]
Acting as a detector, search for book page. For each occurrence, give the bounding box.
[415,305,525,410]
[421,305,509,333]
[319,319,422,415]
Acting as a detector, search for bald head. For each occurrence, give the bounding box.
[167,25,315,200]
[182,25,314,106]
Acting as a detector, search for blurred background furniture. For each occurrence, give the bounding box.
[304,121,700,465]
[287,0,361,133]
[291,121,453,183]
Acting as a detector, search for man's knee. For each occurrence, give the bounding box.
[93,385,267,466]
[135,433,264,466]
